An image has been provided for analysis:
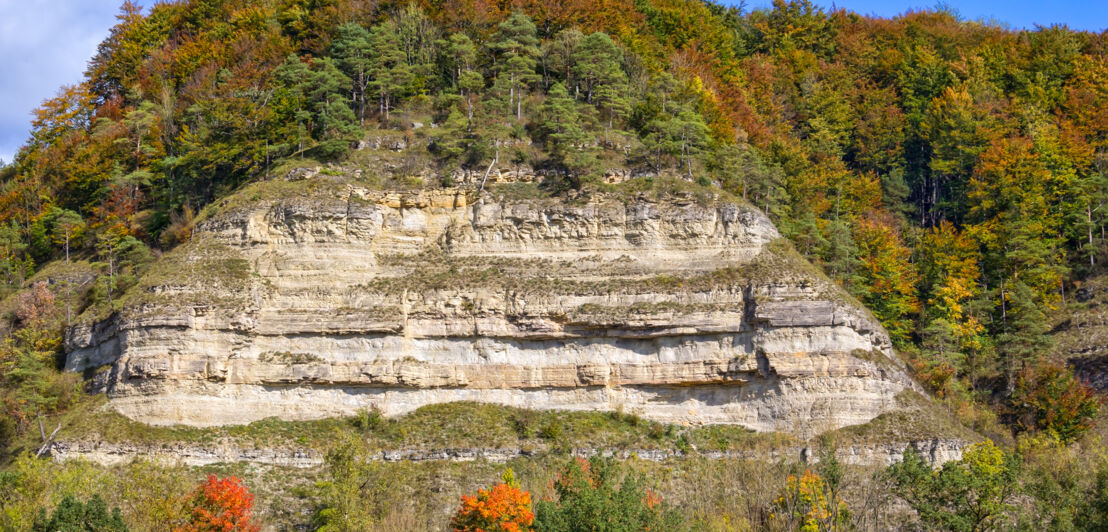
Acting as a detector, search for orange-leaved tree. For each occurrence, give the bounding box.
[175,474,260,532]
[451,468,534,532]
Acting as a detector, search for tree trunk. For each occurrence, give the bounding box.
[1089,201,1096,267]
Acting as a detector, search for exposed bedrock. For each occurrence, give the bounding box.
[65,184,920,436]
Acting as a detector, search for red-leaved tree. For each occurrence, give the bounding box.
[451,469,534,532]
[175,475,260,532]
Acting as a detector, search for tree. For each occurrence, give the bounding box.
[492,12,540,121]
[886,440,1019,532]
[571,32,630,128]
[32,495,127,532]
[273,54,314,155]
[273,54,358,159]
[331,23,373,124]
[1011,363,1101,444]
[708,142,787,216]
[175,475,259,532]
[640,99,710,177]
[451,469,534,532]
[539,83,594,184]
[442,33,483,124]
[312,440,386,531]
[852,217,920,343]
[771,469,849,532]
[996,281,1053,392]
[921,86,994,225]
[368,20,411,124]
[48,207,85,265]
[534,457,688,532]
[307,57,358,159]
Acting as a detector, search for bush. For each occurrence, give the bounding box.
[451,469,534,532]
[885,440,1018,532]
[32,495,127,532]
[175,475,260,532]
[533,457,688,532]
[770,469,848,532]
[351,407,383,431]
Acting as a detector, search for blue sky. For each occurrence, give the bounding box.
[742,0,1108,31]
[0,1,1105,165]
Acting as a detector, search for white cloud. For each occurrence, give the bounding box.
[0,1,128,164]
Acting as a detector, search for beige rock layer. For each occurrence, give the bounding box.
[65,183,919,436]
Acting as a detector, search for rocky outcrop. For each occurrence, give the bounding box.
[48,438,966,468]
[65,178,921,436]
[1048,275,1108,390]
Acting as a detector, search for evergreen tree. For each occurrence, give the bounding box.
[571,33,630,128]
[331,23,373,124]
[368,21,411,123]
[640,100,709,177]
[307,58,358,159]
[493,12,540,121]
[442,33,482,124]
[273,54,314,155]
[542,29,583,87]
[32,495,128,532]
[997,281,1053,392]
[540,83,594,185]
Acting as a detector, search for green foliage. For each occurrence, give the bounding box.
[32,494,128,532]
[886,440,1019,532]
[312,438,398,531]
[533,457,688,532]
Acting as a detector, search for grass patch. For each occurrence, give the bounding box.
[45,398,800,458]
[259,351,324,365]
[823,390,980,445]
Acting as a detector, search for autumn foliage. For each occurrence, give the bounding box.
[175,475,260,532]
[451,470,534,532]
[1012,362,1102,444]
[772,469,849,532]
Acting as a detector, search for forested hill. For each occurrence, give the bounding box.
[2,0,1107,428]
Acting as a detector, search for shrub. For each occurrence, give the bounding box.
[175,475,260,532]
[32,495,127,532]
[771,469,848,532]
[451,469,534,532]
[533,457,687,532]
[885,440,1018,532]
[351,407,383,431]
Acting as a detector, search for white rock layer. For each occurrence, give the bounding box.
[66,186,918,435]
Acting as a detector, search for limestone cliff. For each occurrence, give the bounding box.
[65,176,920,436]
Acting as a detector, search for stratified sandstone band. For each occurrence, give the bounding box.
[66,184,917,435]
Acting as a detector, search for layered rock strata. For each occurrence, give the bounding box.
[48,438,966,468]
[66,180,919,435]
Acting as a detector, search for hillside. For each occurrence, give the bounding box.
[1,0,1108,530]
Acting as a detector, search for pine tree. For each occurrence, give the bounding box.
[32,495,128,532]
[640,101,709,177]
[308,57,358,159]
[368,20,411,123]
[540,83,594,185]
[571,32,630,129]
[443,33,482,124]
[997,281,1052,392]
[273,54,314,155]
[331,23,373,124]
[493,12,540,121]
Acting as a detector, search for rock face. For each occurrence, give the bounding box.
[48,438,966,468]
[66,180,919,435]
